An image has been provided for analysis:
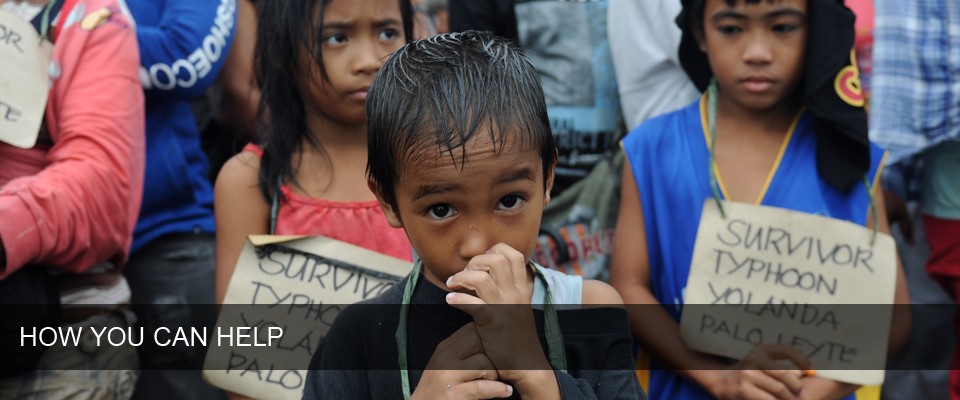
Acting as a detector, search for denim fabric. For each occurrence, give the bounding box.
[123,233,225,400]
[0,313,139,400]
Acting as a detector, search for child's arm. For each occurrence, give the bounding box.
[794,377,857,400]
[135,0,236,99]
[869,180,911,356]
[518,282,648,400]
[214,152,268,400]
[214,152,269,304]
[611,161,807,399]
[212,0,260,136]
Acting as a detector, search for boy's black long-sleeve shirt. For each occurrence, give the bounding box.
[302,273,646,399]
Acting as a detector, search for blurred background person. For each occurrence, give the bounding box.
[203,0,260,183]
[870,0,959,399]
[123,0,236,399]
[0,0,144,398]
[607,0,699,132]
[449,0,623,280]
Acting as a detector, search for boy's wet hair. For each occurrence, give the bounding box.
[367,31,556,208]
[254,0,414,202]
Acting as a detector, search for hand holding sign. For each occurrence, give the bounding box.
[680,201,897,386]
[703,344,811,400]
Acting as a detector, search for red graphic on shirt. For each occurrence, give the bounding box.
[835,50,865,107]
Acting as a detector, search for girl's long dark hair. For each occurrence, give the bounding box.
[254,0,414,201]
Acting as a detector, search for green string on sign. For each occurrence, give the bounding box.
[864,177,879,245]
[706,79,727,219]
[705,79,880,244]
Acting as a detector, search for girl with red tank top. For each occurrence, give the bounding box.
[213,0,416,304]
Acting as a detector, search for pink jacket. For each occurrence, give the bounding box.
[0,0,145,278]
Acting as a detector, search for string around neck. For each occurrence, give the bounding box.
[863,177,879,245]
[705,80,880,244]
[395,262,420,400]
[268,175,282,235]
[706,79,727,219]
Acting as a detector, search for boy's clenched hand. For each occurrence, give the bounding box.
[413,323,513,400]
[445,243,560,397]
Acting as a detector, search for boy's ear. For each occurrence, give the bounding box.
[368,179,403,228]
[543,151,558,206]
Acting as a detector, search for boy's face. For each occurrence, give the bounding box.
[697,0,807,111]
[374,132,555,290]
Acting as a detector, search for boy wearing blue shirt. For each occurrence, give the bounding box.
[124,1,235,399]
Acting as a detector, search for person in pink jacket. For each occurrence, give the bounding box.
[0,0,144,398]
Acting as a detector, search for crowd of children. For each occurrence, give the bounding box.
[0,0,955,399]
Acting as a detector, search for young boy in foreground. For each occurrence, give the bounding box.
[302,31,646,399]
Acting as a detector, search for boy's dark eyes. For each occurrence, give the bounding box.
[715,23,799,35]
[772,24,799,33]
[427,203,454,219]
[423,195,525,219]
[498,194,525,211]
[716,25,742,35]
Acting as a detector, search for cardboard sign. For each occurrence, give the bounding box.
[203,235,413,400]
[0,9,52,149]
[679,201,897,386]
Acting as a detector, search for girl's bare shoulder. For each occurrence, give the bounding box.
[216,151,262,196]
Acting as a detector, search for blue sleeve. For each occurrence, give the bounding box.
[130,0,237,98]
